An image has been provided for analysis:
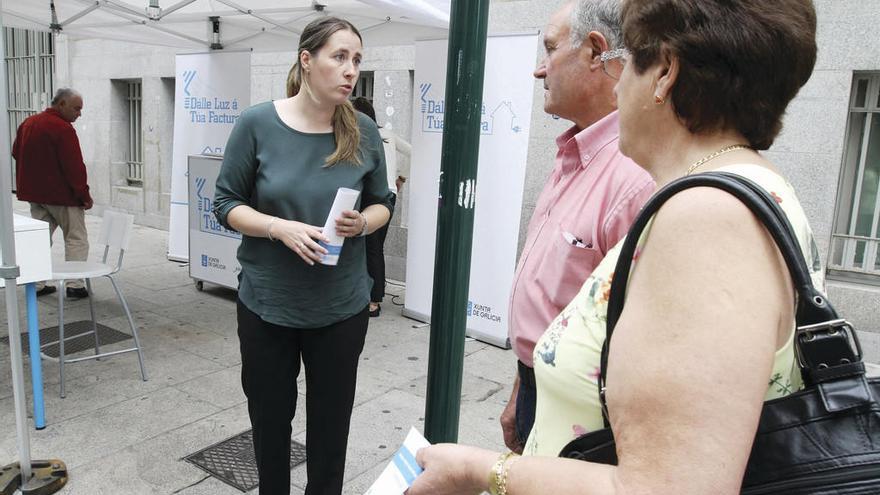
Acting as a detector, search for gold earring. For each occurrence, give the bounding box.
[654,94,665,105]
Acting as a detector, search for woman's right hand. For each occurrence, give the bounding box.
[408,444,494,495]
[270,219,330,266]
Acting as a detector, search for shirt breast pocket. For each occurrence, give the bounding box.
[537,228,601,309]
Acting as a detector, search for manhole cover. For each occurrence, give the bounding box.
[0,321,132,358]
[183,429,307,492]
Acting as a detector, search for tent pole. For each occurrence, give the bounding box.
[0,9,35,487]
[423,0,490,444]
[0,13,68,495]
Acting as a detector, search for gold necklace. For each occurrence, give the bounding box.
[686,144,751,175]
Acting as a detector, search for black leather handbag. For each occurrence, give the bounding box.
[558,172,880,494]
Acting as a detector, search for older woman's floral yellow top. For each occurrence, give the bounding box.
[524,164,825,456]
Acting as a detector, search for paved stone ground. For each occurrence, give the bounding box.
[0,205,515,494]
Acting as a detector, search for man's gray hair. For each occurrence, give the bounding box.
[570,0,623,50]
[51,88,80,106]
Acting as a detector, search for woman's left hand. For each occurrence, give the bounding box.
[336,209,366,237]
[407,444,494,495]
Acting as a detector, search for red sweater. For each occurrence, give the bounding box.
[12,108,92,207]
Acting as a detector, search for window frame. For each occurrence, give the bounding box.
[351,70,374,102]
[125,79,144,186]
[829,72,880,283]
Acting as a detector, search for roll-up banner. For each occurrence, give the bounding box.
[403,33,538,348]
[168,51,251,261]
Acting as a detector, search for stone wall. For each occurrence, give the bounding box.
[55,35,176,230]
[771,0,880,359]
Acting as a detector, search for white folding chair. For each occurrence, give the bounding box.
[48,210,147,398]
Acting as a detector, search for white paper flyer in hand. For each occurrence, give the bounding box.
[364,427,431,495]
[319,187,360,266]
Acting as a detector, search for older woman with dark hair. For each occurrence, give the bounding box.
[408,1,825,493]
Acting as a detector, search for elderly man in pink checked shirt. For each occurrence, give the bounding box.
[500,0,654,453]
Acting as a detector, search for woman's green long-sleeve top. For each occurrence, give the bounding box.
[213,101,394,328]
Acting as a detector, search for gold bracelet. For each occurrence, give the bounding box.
[488,451,520,495]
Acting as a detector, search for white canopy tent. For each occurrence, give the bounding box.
[2,0,450,50]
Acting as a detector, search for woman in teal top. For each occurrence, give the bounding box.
[213,17,392,495]
[408,1,823,494]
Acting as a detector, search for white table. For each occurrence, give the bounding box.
[1,214,51,428]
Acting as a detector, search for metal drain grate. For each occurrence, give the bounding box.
[183,429,307,492]
[0,321,132,358]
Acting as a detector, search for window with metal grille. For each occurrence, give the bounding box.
[351,71,373,102]
[830,73,880,281]
[4,27,54,185]
[125,80,143,186]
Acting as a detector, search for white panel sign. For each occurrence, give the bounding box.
[0,215,51,287]
[168,51,250,261]
[403,34,538,348]
[188,155,241,289]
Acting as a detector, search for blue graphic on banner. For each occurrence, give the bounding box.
[419,82,522,135]
[419,83,432,113]
[467,300,502,322]
[181,69,242,125]
[194,176,241,240]
[182,70,196,96]
[200,254,230,271]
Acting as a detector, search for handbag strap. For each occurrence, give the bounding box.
[596,172,869,428]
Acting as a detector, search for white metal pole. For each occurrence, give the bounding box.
[0,10,35,485]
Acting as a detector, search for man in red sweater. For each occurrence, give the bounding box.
[13,88,93,299]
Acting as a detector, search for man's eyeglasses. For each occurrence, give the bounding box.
[600,48,630,80]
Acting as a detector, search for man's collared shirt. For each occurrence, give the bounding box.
[508,110,654,367]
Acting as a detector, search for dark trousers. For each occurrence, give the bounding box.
[515,360,537,446]
[365,194,396,303]
[238,300,369,495]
